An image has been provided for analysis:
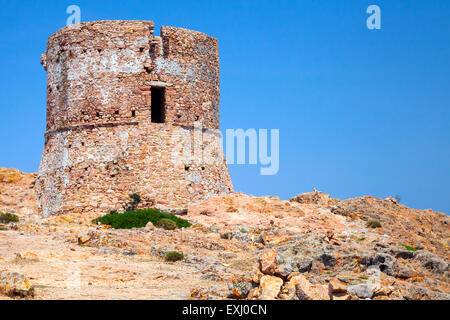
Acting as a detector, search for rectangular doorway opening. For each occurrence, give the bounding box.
[151,87,165,123]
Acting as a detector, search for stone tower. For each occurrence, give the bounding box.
[36,20,233,216]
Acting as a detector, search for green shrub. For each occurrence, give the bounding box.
[0,213,19,224]
[93,209,191,230]
[367,220,382,228]
[401,244,417,252]
[156,218,177,230]
[165,251,184,262]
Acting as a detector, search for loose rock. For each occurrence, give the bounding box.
[0,272,35,298]
[259,275,283,300]
[348,283,374,299]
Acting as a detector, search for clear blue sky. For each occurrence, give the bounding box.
[0,0,449,213]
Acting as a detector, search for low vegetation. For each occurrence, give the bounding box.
[401,244,417,252]
[94,193,191,230]
[93,209,191,230]
[366,220,382,228]
[165,251,184,262]
[155,218,177,230]
[0,213,19,224]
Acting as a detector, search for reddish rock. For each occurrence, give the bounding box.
[259,250,278,275]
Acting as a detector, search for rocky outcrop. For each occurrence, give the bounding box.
[290,190,333,207]
[0,178,448,300]
[0,168,38,217]
[0,272,35,298]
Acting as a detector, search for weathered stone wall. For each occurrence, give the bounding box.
[36,20,233,216]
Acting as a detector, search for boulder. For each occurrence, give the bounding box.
[317,252,337,268]
[144,222,155,231]
[251,269,264,285]
[360,254,373,266]
[416,252,448,273]
[259,275,283,300]
[374,286,394,297]
[296,256,313,273]
[228,281,252,300]
[396,267,416,279]
[275,261,294,278]
[278,280,298,300]
[122,249,137,256]
[256,232,266,245]
[220,232,233,240]
[290,190,331,207]
[288,274,329,300]
[0,272,35,298]
[372,253,397,276]
[259,250,278,275]
[328,278,347,294]
[247,287,260,300]
[348,283,374,299]
[77,232,91,245]
[391,248,416,259]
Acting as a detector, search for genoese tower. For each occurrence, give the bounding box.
[36,20,233,216]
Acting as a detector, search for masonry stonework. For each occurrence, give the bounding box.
[36,20,233,216]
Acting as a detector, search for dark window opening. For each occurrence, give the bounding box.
[139,47,144,53]
[131,110,136,117]
[115,110,119,115]
[96,112,100,117]
[151,87,166,123]
[185,166,190,171]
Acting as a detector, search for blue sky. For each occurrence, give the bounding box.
[0,0,449,213]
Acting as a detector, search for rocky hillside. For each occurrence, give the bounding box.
[0,169,448,300]
[0,168,38,218]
